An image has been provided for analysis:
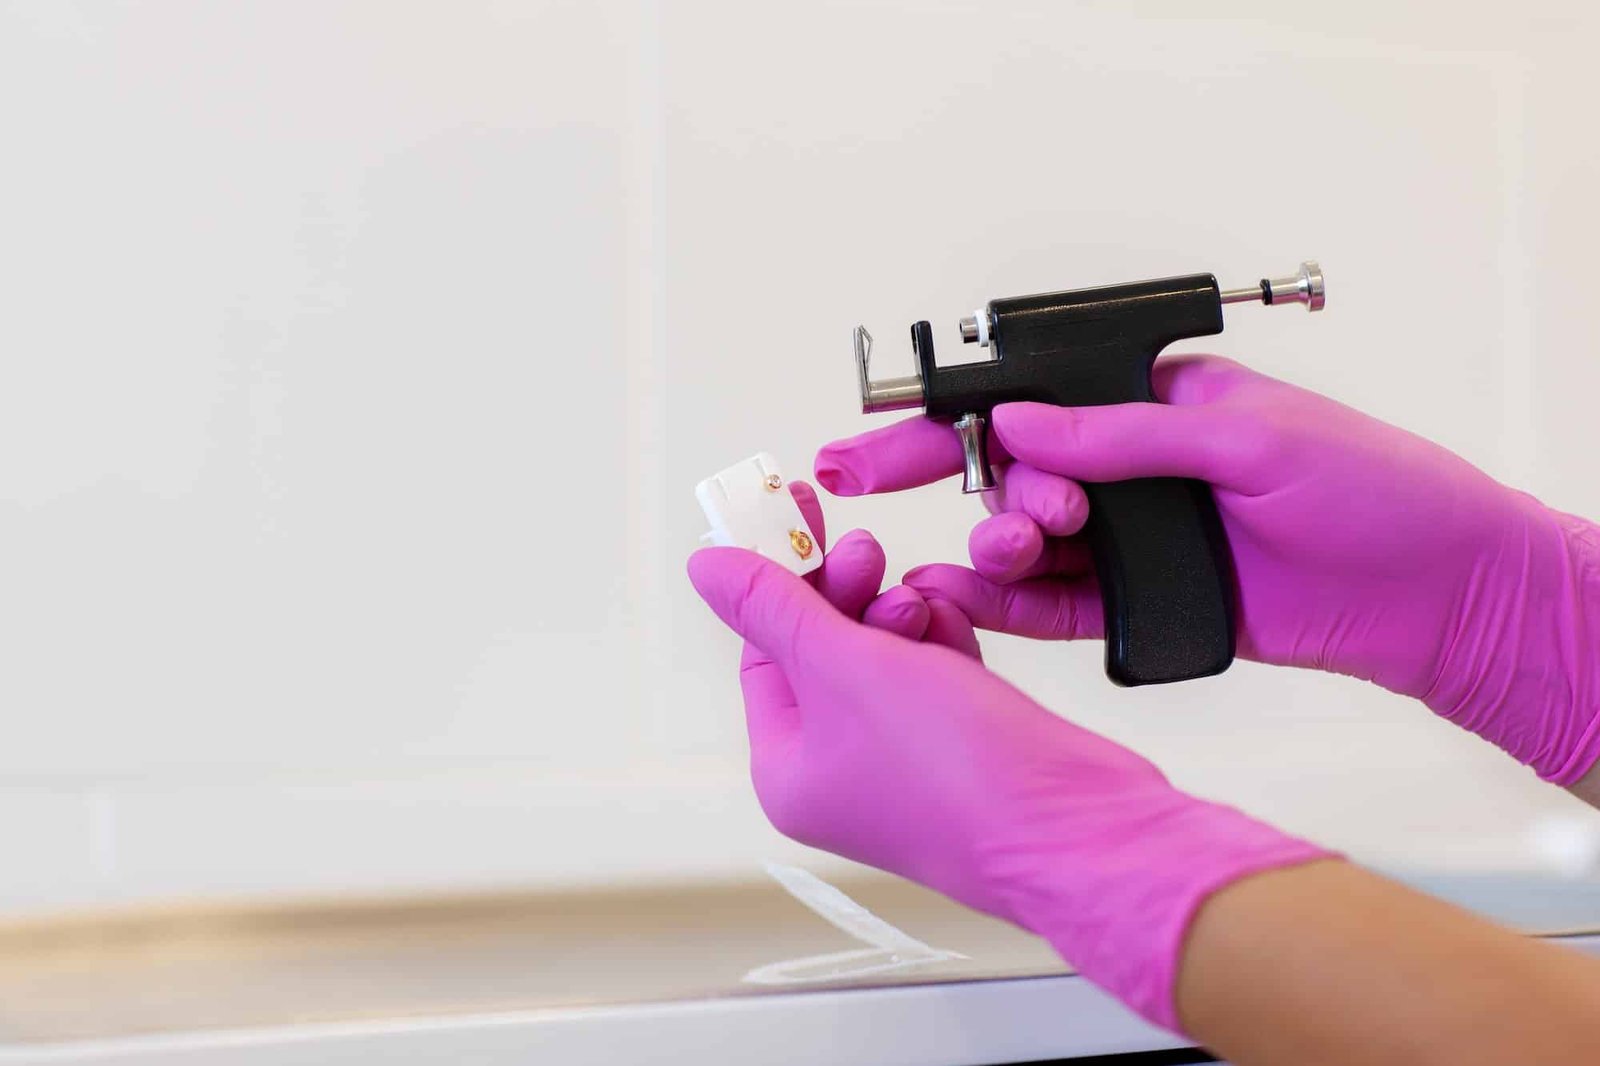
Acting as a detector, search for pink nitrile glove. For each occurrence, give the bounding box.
[687,485,1332,1031]
[815,355,1600,786]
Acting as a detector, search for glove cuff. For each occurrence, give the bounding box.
[1535,510,1600,784]
[1423,503,1600,783]
[987,792,1336,1034]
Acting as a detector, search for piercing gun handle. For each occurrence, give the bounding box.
[918,274,1236,686]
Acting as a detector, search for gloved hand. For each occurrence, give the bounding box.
[815,355,1600,785]
[687,485,1331,1030]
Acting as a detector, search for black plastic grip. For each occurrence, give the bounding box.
[916,272,1235,685]
[1083,479,1234,685]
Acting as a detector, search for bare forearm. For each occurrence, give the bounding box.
[1177,860,1600,1065]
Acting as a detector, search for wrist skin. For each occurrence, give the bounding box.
[1572,759,1600,807]
[1175,858,1600,1064]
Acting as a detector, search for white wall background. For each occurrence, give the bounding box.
[2,0,1599,915]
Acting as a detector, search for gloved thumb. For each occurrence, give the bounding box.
[992,401,1243,488]
[687,547,850,666]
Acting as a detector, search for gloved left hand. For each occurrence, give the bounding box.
[688,484,1331,1031]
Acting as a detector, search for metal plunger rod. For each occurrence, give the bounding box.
[1220,260,1325,311]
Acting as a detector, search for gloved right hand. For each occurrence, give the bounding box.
[816,355,1600,786]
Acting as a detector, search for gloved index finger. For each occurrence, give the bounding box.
[815,414,1011,496]
[687,547,852,669]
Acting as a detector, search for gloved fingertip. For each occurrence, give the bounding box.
[686,546,743,604]
[685,545,718,585]
[833,526,884,555]
[863,584,931,639]
[968,517,1041,584]
[902,562,974,595]
[922,595,984,661]
[813,450,864,496]
[970,512,1039,562]
[788,478,820,517]
[989,401,1051,430]
[881,583,930,615]
[787,480,827,552]
[1057,489,1090,537]
[817,529,889,614]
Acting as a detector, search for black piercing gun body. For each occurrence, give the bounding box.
[854,262,1325,687]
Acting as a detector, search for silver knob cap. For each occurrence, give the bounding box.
[1265,260,1325,311]
[954,413,997,494]
[957,309,991,346]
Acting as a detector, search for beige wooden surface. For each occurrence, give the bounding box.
[0,875,1059,1045]
[4,871,1600,1048]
